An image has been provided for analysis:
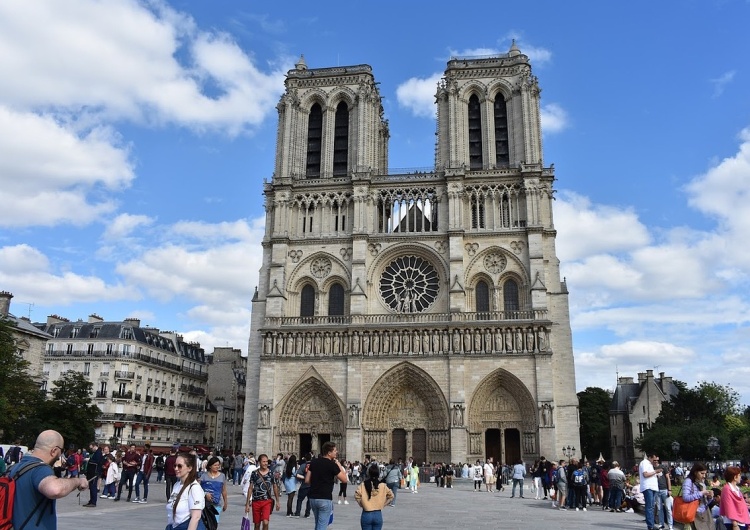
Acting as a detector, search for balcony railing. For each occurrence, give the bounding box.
[95,391,108,398]
[265,310,547,327]
[180,384,206,396]
[115,371,135,379]
[112,391,133,400]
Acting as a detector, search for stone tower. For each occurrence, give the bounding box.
[243,44,580,464]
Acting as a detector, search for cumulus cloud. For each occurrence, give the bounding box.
[0,244,135,304]
[103,213,156,240]
[540,103,569,134]
[395,74,441,118]
[0,0,288,229]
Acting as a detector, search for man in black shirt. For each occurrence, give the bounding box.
[305,442,348,530]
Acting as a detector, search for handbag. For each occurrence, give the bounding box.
[201,504,219,530]
[673,486,699,524]
[241,513,251,530]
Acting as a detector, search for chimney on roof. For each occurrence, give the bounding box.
[47,314,69,325]
[89,314,104,323]
[618,376,634,384]
[124,317,141,328]
[637,372,646,384]
[0,291,12,317]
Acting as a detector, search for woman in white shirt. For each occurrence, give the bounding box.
[166,454,206,530]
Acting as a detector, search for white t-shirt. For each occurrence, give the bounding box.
[483,462,494,479]
[241,464,259,497]
[472,464,483,480]
[638,457,658,492]
[167,480,206,527]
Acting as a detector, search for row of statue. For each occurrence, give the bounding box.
[263,326,549,356]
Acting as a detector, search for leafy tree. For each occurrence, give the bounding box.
[578,386,612,461]
[0,318,47,444]
[39,371,100,449]
[637,380,745,461]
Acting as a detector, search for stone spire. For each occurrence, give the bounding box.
[295,54,307,70]
[508,39,521,57]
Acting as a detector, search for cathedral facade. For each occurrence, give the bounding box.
[242,43,580,465]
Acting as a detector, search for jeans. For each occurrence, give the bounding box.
[512,478,524,497]
[295,487,311,516]
[360,510,383,530]
[88,477,99,505]
[609,487,623,510]
[656,489,673,527]
[165,475,177,501]
[386,482,398,506]
[156,468,164,482]
[135,470,150,500]
[643,489,656,529]
[117,469,136,499]
[309,498,333,530]
[233,468,242,485]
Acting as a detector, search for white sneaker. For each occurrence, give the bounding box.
[337,500,341,504]
[575,508,579,511]
[626,508,634,513]
[344,500,349,505]
[582,507,587,511]
[132,498,141,503]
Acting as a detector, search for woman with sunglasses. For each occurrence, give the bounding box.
[166,454,207,530]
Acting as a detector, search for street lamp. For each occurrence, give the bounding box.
[562,445,576,459]
[707,436,720,470]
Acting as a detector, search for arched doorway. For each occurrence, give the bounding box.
[362,362,449,463]
[467,368,537,464]
[277,375,345,457]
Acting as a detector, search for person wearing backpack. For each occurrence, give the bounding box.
[572,461,589,511]
[5,430,89,529]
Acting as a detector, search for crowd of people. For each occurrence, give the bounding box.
[7,432,750,530]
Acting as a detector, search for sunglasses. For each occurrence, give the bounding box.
[175,464,186,469]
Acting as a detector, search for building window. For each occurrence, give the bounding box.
[53,327,60,338]
[475,281,490,318]
[503,279,520,314]
[333,101,349,176]
[468,94,483,170]
[90,327,100,338]
[46,343,53,353]
[83,362,90,376]
[471,196,485,229]
[302,204,315,234]
[638,422,647,437]
[87,343,94,354]
[40,380,47,392]
[119,382,127,394]
[71,327,80,338]
[328,283,345,316]
[121,327,134,340]
[494,95,509,167]
[66,344,73,354]
[300,284,316,318]
[306,103,322,178]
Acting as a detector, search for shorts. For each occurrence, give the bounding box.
[252,499,273,523]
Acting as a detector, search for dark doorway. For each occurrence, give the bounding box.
[299,434,312,457]
[392,429,406,462]
[504,428,521,465]
[485,428,501,463]
[412,429,427,464]
[318,433,331,455]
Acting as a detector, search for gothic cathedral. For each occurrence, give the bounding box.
[243,43,580,465]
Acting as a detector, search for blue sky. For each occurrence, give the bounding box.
[1,0,749,406]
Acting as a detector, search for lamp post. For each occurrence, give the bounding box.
[562,445,576,459]
[707,436,720,471]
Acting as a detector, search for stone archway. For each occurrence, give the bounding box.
[277,376,345,457]
[467,368,538,464]
[362,362,449,463]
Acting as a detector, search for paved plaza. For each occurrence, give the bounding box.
[56,478,650,530]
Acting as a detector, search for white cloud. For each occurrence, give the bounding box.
[103,214,155,240]
[0,0,287,133]
[540,103,569,134]
[0,107,134,227]
[0,244,135,304]
[395,74,441,119]
[709,70,736,98]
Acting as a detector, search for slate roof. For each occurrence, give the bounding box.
[7,313,52,340]
[610,377,680,413]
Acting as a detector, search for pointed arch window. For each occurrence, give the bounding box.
[476,280,490,320]
[328,283,345,316]
[503,279,520,317]
[471,196,485,229]
[300,284,316,320]
[494,95,509,167]
[468,94,483,170]
[306,103,322,178]
[333,102,349,176]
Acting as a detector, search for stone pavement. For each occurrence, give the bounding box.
[56,479,649,530]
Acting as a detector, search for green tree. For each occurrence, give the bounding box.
[578,386,612,461]
[0,318,46,444]
[39,371,100,449]
[637,380,743,461]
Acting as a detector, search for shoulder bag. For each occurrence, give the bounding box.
[672,485,699,524]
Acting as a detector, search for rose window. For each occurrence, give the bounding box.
[379,255,439,313]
